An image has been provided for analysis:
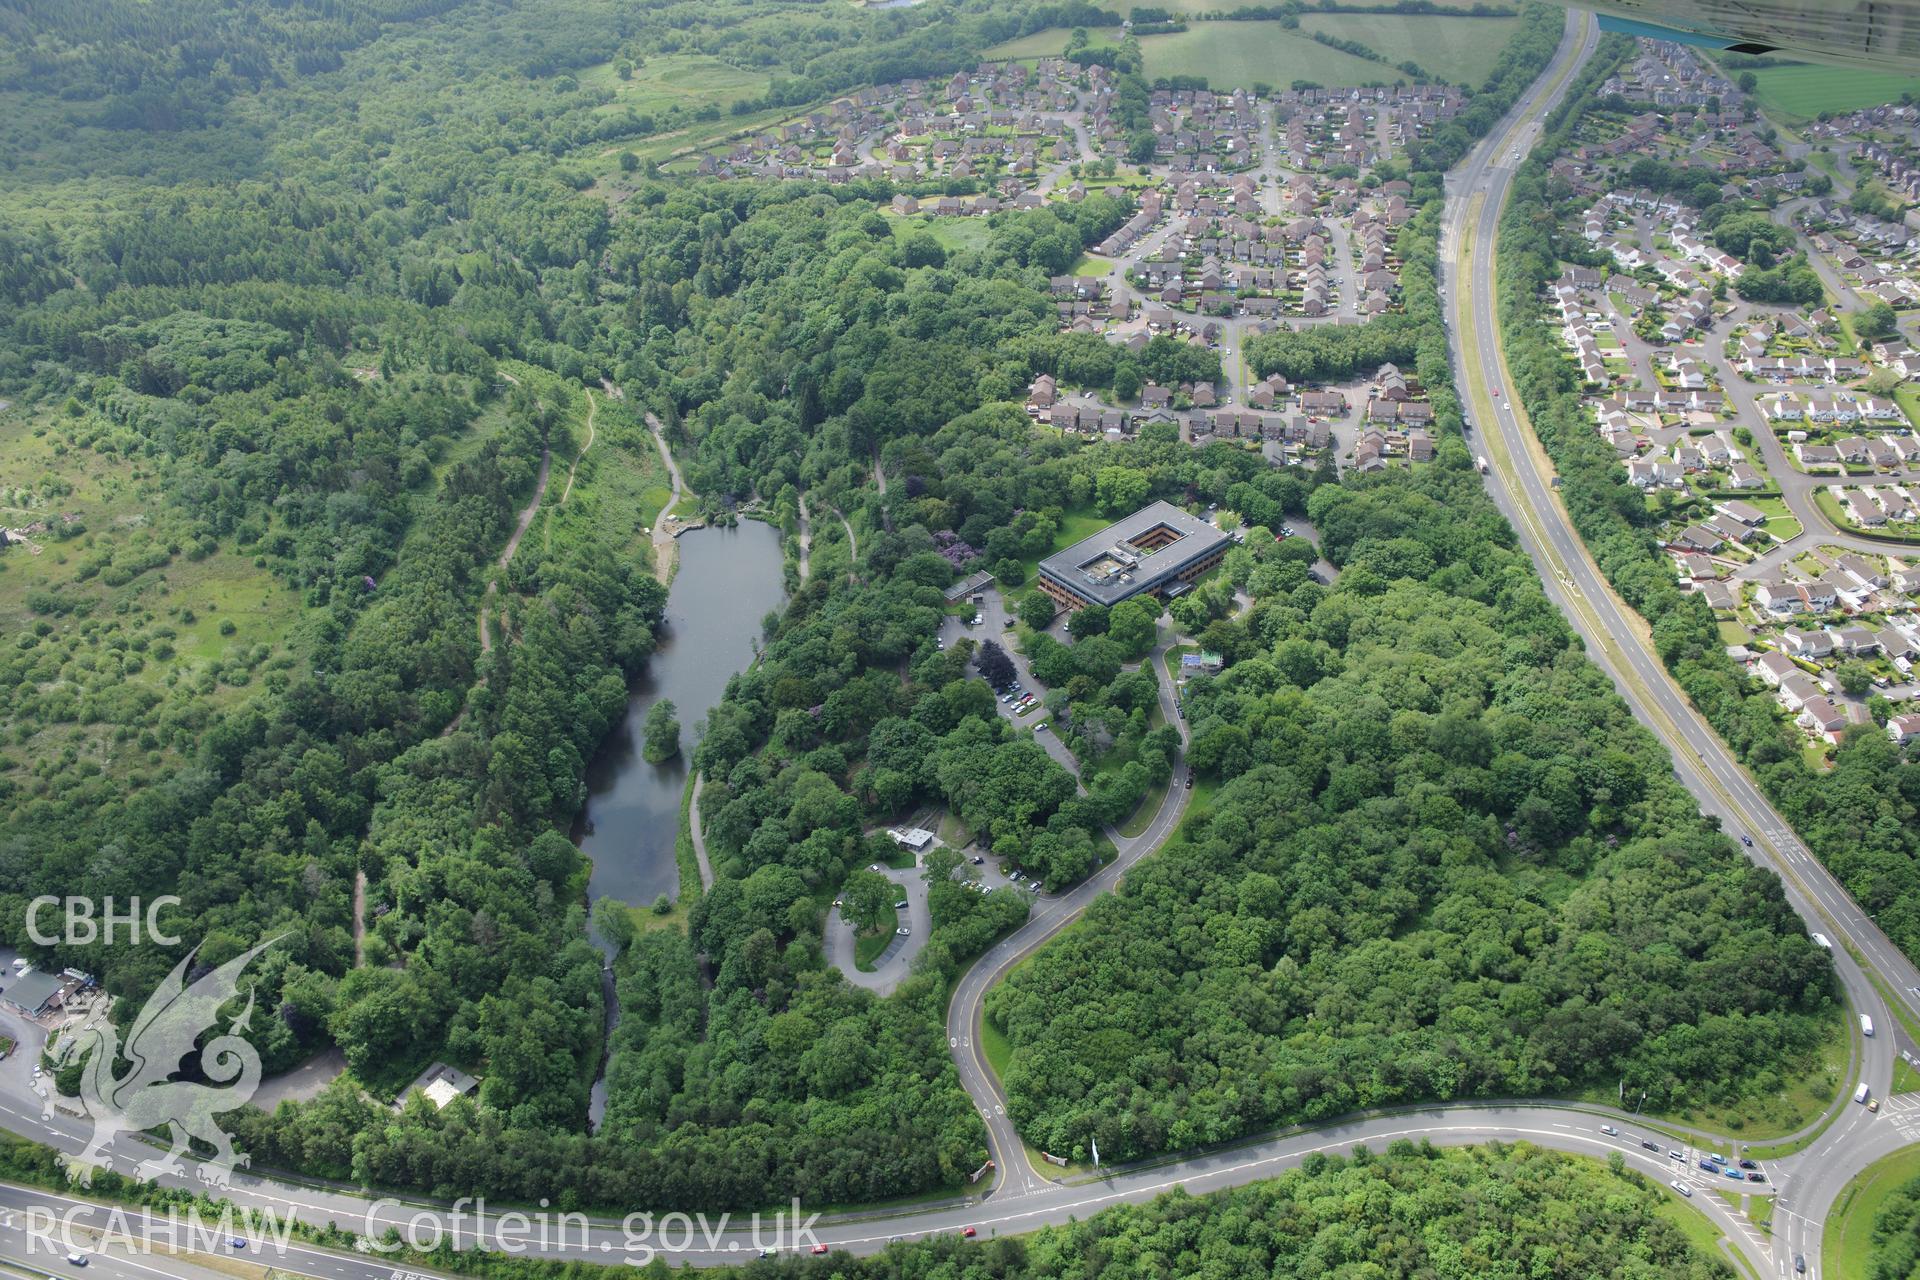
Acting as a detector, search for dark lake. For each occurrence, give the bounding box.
[574,519,786,909]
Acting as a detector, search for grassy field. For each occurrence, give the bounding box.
[981,27,1123,62]
[0,407,304,791]
[579,54,771,118]
[1139,22,1386,89]
[885,210,993,254]
[1745,64,1920,121]
[1826,1145,1920,1279]
[1300,13,1523,86]
[986,13,1521,88]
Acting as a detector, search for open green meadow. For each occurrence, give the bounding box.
[1745,64,1920,120]
[982,27,1122,62]
[1301,13,1523,86]
[988,12,1522,88]
[885,210,995,253]
[0,407,304,789]
[580,54,772,117]
[1140,21,1388,89]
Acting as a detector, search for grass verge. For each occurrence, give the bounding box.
[1826,1145,1920,1280]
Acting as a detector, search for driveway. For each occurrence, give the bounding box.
[826,857,931,997]
[937,588,1083,779]
[249,1048,348,1113]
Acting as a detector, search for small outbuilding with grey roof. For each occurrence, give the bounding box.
[2,968,67,1017]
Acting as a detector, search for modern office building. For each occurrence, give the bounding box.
[1036,500,1231,612]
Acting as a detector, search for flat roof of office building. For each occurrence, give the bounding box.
[1038,500,1230,607]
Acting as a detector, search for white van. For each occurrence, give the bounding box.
[1810,933,1832,950]
[1863,1015,1876,1038]
[1857,1082,1872,1105]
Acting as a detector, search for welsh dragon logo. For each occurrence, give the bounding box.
[44,938,278,1188]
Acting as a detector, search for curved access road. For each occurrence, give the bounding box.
[825,858,931,996]
[945,614,1194,1196]
[0,1104,1779,1272]
[1446,13,1920,1275]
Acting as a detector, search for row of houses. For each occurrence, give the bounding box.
[1760,393,1904,425]
[1742,353,1869,383]
[1752,556,1917,617]
[1628,436,1753,489]
[1833,483,1920,527]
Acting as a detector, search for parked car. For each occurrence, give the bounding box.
[1738,1159,1758,1170]
[1747,1172,1766,1183]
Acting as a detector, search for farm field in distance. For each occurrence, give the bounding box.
[1300,13,1523,87]
[986,14,1523,89]
[1741,63,1920,119]
[579,53,773,117]
[981,27,1123,62]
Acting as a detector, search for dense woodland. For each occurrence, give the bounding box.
[0,0,1852,1222]
[1497,41,1920,969]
